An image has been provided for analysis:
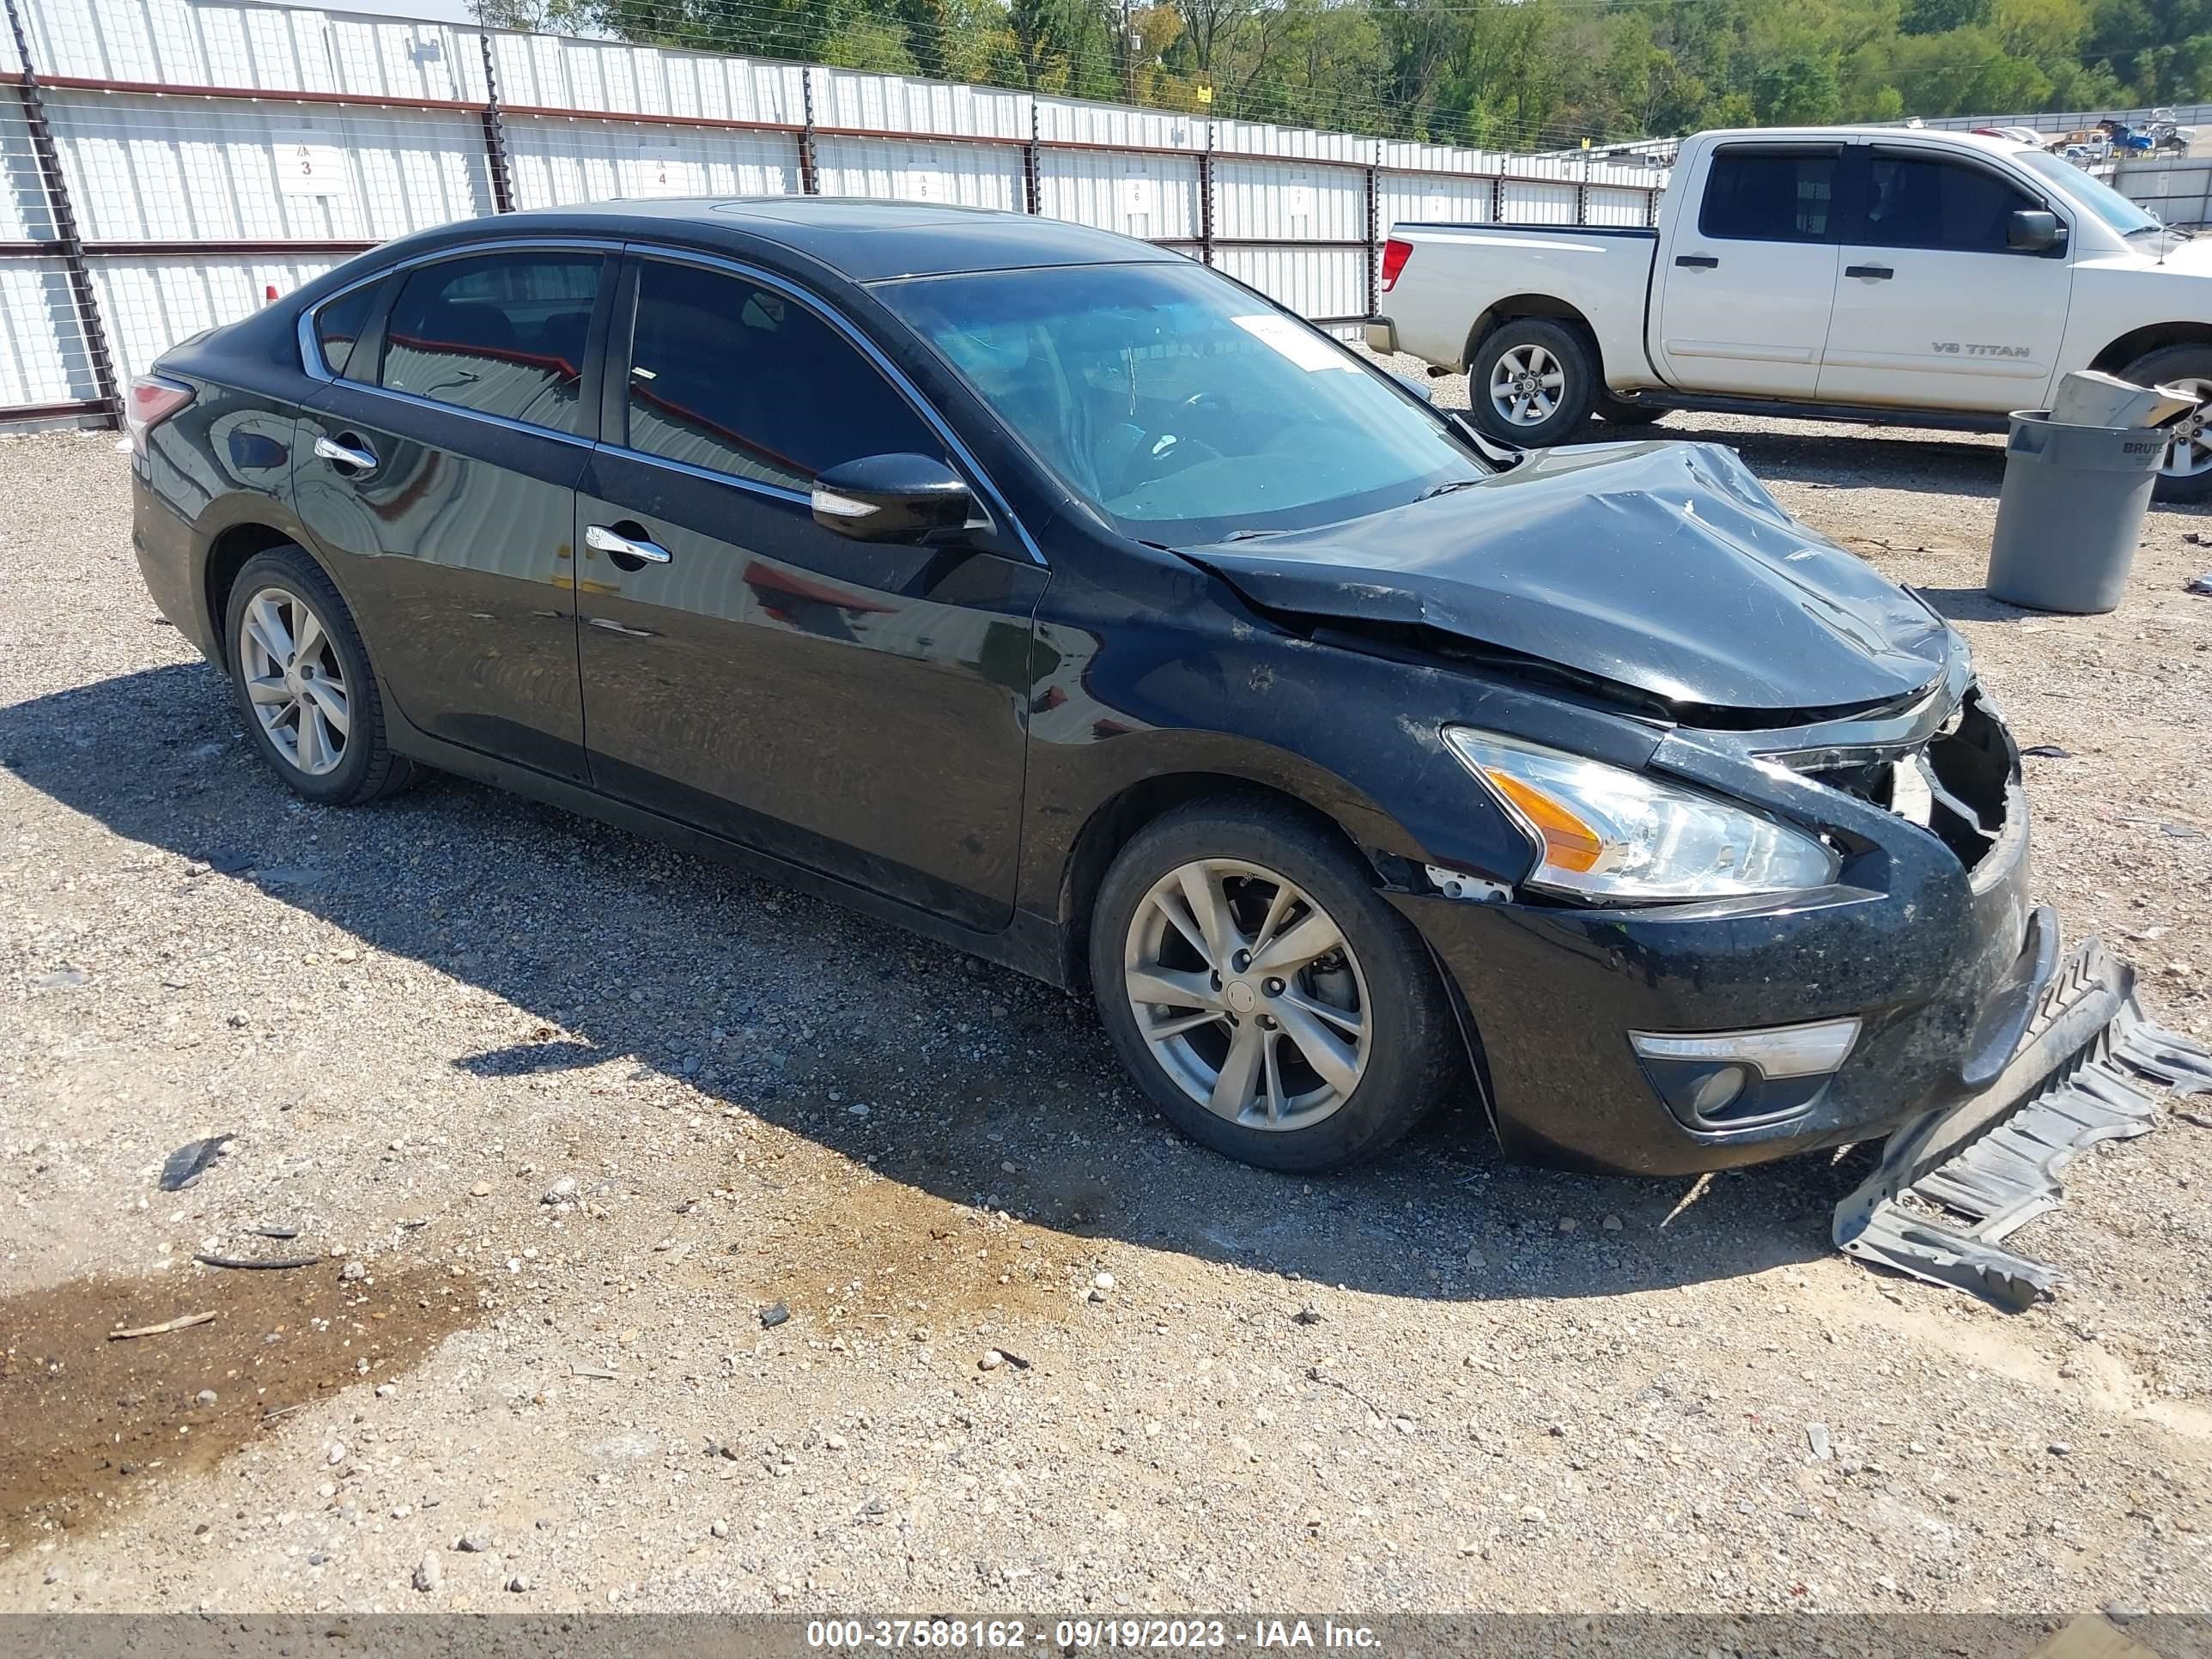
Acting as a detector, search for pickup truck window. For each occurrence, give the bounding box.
[2017,148,2160,235]
[1863,155,2034,252]
[1699,150,1838,243]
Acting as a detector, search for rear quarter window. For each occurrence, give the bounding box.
[312,283,380,378]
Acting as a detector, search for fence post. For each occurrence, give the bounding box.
[4,0,120,425]
[1198,121,1214,266]
[477,27,514,213]
[1491,173,1504,224]
[1024,95,1040,215]
[1363,156,1378,319]
[798,66,818,194]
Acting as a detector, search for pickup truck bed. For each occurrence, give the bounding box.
[1367,125,2212,500]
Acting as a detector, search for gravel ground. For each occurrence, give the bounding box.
[2,399,2209,1619]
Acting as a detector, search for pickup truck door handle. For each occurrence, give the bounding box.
[1845,264,1894,280]
[585,523,673,566]
[1674,254,1720,269]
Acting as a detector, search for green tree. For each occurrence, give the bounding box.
[1754,51,1844,121]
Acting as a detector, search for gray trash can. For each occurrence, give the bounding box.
[1984,409,2167,614]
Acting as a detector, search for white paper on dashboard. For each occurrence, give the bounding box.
[1231,313,1354,372]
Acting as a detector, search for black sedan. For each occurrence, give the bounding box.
[130,198,2049,1180]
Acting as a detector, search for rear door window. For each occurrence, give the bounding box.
[622,258,948,490]
[1862,154,2037,252]
[1699,149,1839,243]
[380,252,603,434]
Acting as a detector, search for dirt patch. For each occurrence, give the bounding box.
[716,1164,1105,1346]
[0,1261,477,1553]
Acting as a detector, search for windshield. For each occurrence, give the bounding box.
[877,260,1486,545]
[2016,149,2163,235]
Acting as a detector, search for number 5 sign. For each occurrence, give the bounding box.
[274,129,349,200]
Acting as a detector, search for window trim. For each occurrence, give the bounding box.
[299,237,623,444]
[1853,143,2071,258]
[1696,143,1845,246]
[299,270,394,384]
[608,242,1043,567]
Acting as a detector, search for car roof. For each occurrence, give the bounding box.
[450,196,1184,283]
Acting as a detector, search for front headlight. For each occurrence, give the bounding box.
[1443,727,1838,902]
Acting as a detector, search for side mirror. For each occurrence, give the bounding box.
[2008,209,2065,252]
[1392,371,1434,404]
[811,453,973,544]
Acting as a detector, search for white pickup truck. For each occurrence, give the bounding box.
[1369,125,2212,499]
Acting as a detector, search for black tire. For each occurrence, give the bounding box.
[2120,343,2212,503]
[222,544,416,805]
[1466,317,1598,448]
[1088,796,1462,1174]
[1595,392,1668,427]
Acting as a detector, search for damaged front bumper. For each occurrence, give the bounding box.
[1393,666,2212,1282]
[1833,936,2212,1310]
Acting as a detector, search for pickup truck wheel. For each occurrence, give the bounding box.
[1469,319,1596,447]
[2120,346,2212,502]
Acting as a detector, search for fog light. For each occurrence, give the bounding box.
[1630,1018,1863,1079]
[1689,1065,1747,1115]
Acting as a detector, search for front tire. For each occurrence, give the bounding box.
[1467,318,1597,448]
[2119,344,2212,502]
[1088,798,1461,1174]
[223,544,416,805]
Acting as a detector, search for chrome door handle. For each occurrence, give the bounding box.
[313,434,378,473]
[585,523,672,564]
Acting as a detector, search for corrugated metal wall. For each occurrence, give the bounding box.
[2113,153,2212,228]
[3,0,1668,418]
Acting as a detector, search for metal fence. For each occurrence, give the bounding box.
[2113,150,2212,228]
[1916,101,2212,136]
[0,0,1668,428]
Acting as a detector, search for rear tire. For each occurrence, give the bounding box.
[223,544,416,806]
[1467,318,1597,448]
[2118,343,2212,502]
[1088,797,1461,1174]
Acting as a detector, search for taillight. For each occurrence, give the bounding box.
[1380,237,1413,293]
[125,374,193,457]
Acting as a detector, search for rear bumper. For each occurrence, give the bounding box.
[1364,319,1399,356]
[131,467,221,664]
[1393,771,2038,1178]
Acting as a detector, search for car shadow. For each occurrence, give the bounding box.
[1646,421,2007,497]
[1911,586,2049,623]
[1,663,1849,1305]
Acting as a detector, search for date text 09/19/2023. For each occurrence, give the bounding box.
[804,1619,1382,1650]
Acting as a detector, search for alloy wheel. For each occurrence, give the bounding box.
[1488,343,1565,427]
[238,586,349,777]
[1121,858,1371,1131]
[2158,377,2212,481]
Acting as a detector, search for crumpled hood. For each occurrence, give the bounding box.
[1184,440,1955,716]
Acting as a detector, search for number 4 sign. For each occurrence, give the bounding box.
[273,129,349,200]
